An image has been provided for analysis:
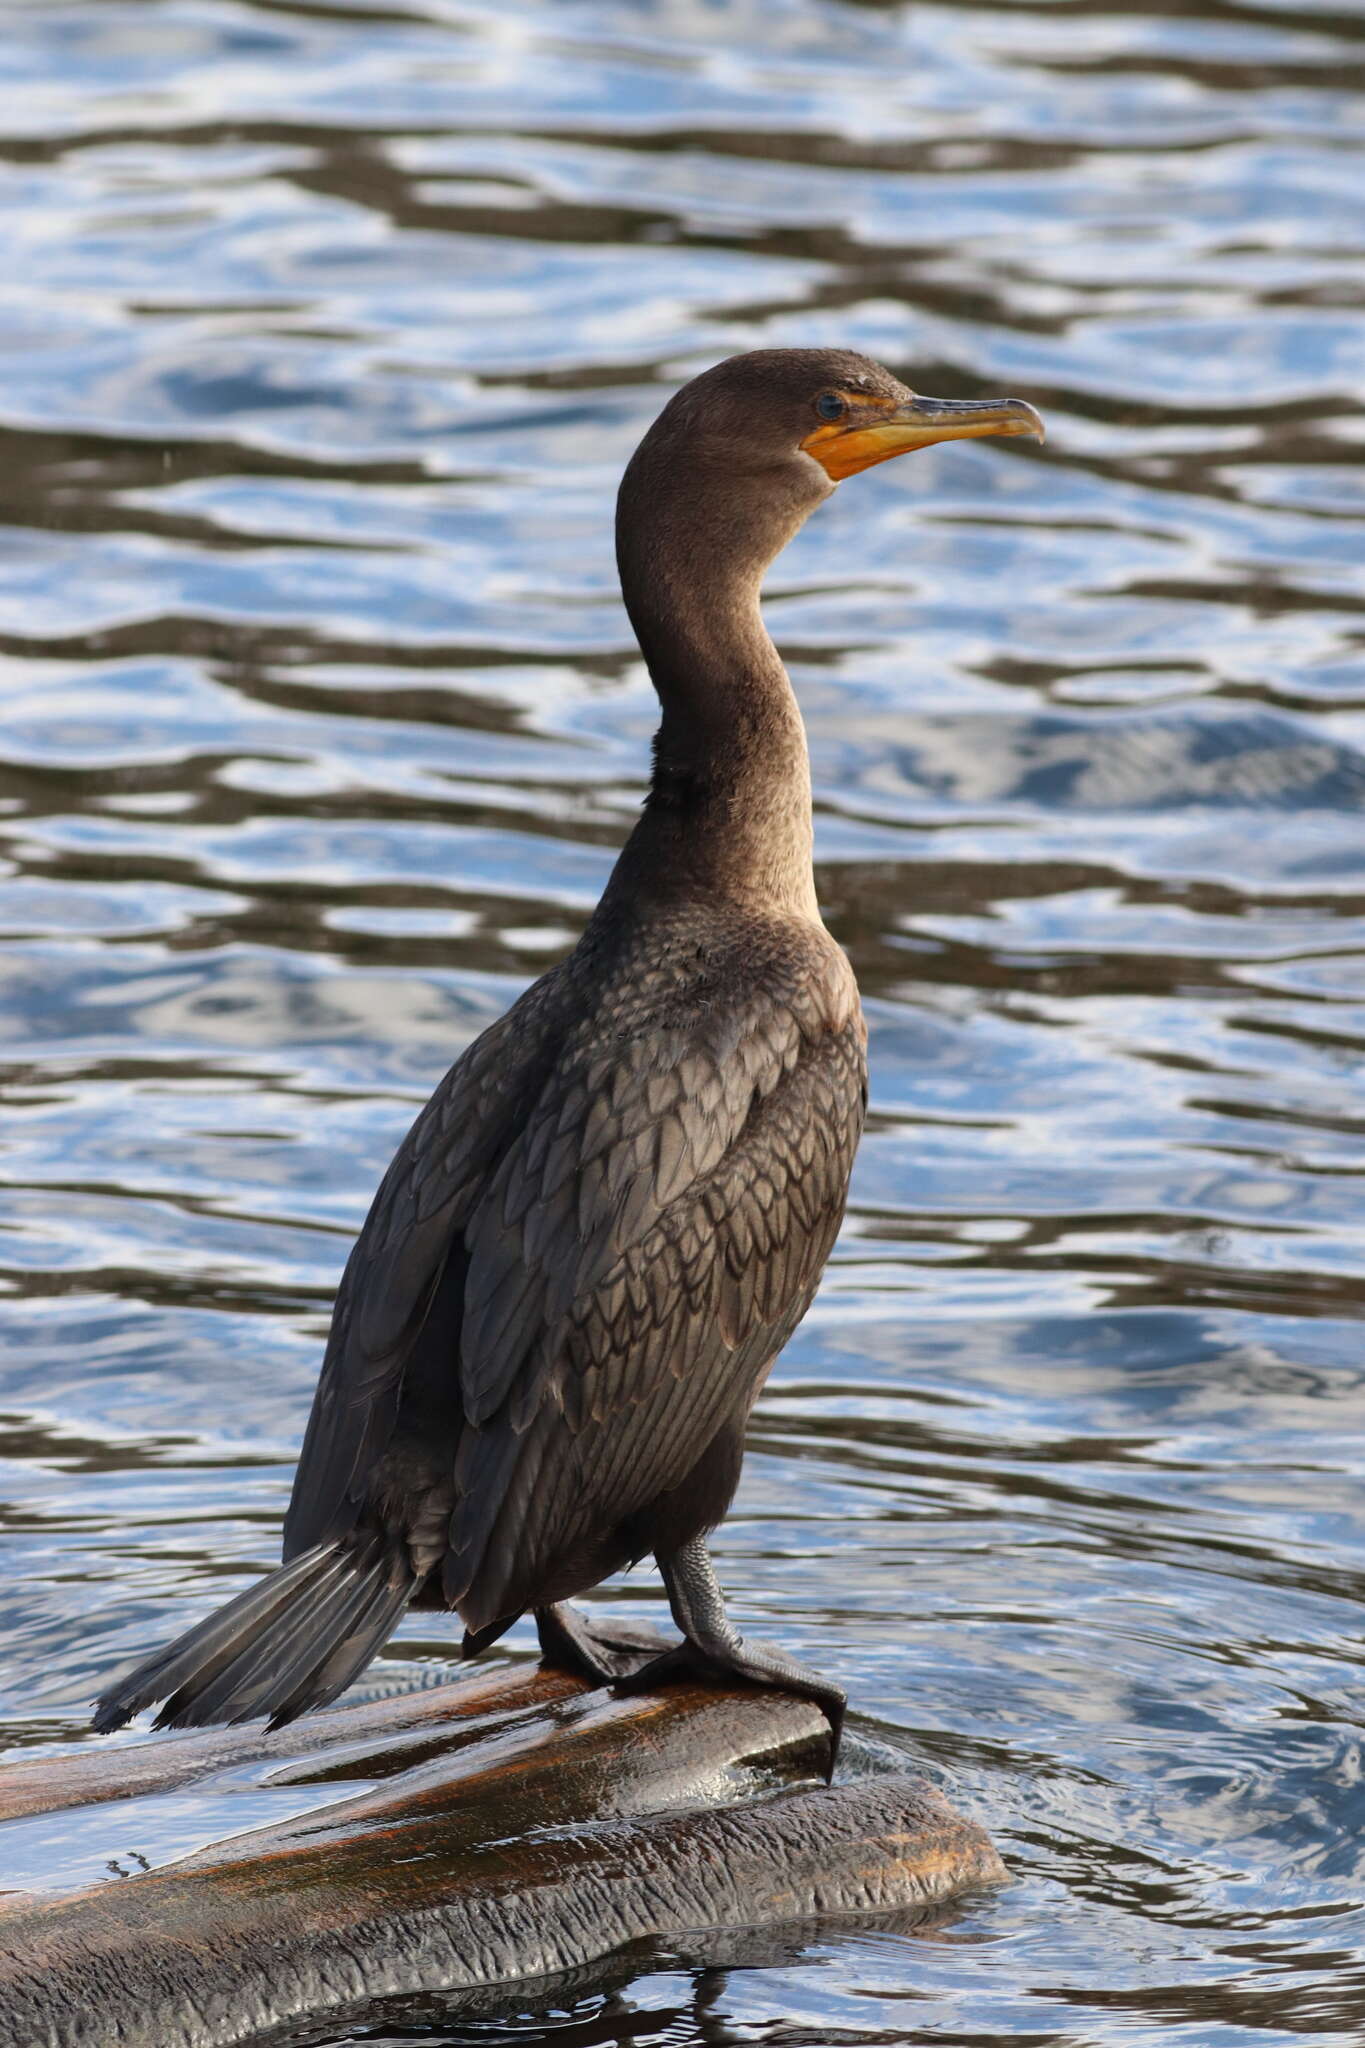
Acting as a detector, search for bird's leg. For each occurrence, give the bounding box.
[613,1535,846,1777]
[533,1602,674,1685]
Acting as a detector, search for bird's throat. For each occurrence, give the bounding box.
[613,448,828,921]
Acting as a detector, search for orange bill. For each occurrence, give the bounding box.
[802,394,1045,481]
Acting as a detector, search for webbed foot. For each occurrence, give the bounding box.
[614,1634,845,1778]
[534,1602,674,1684]
[612,1534,845,1779]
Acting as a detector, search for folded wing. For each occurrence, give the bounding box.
[283,930,866,1636]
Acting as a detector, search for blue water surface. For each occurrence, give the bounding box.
[1,1,1363,2041]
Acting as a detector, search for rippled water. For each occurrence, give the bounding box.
[2,0,1363,2040]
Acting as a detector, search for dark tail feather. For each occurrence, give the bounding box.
[92,1541,414,1734]
[91,1543,334,1731]
[257,1564,415,1729]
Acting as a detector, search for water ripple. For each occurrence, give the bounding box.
[1,0,1363,2041]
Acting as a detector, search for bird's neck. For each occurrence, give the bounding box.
[611,525,819,922]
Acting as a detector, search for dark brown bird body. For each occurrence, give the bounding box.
[94,350,1041,1748]
[291,895,863,1626]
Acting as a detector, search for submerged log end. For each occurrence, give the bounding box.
[233,1773,1007,2048]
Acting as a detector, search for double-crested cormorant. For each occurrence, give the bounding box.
[94,350,1042,1759]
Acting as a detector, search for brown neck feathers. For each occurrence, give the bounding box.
[611,430,828,917]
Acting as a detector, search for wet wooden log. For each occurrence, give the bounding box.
[0,1664,1006,2048]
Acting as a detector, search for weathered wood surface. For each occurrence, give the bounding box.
[0,1664,1006,2048]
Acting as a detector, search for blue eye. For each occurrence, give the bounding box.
[815,392,846,421]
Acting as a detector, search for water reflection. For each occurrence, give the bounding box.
[1,0,1363,2040]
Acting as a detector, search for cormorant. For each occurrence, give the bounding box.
[93,350,1043,1761]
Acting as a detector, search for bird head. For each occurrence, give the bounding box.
[618,348,1044,598]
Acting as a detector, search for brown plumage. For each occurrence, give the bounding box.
[93,350,1042,1758]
